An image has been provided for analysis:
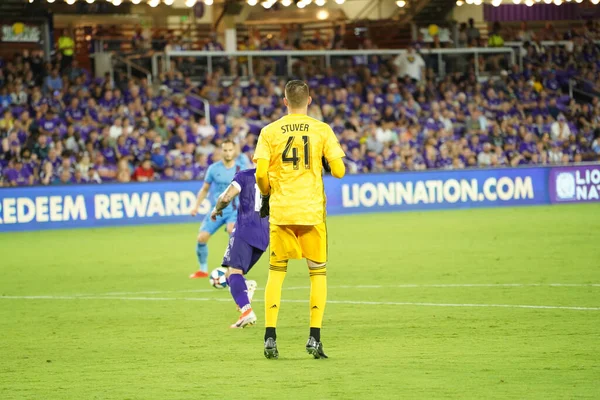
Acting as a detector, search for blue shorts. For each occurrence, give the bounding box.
[221,235,265,274]
[199,210,237,235]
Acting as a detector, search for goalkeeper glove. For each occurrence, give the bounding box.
[322,156,331,173]
[259,194,270,218]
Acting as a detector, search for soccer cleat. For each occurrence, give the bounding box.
[246,280,257,303]
[230,307,257,329]
[189,270,209,279]
[306,336,328,359]
[264,337,279,359]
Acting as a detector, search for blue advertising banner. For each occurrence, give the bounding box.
[548,164,600,204]
[327,167,548,216]
[0,165,597,233]
[0,181,209,232]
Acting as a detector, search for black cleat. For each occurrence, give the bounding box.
[306,336,328,359]
[264,337,279,359]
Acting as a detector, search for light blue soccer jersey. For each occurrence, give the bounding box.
[199,159,248,235]
[204,159,247,212]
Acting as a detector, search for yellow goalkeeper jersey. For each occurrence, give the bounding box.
[253,113,345,226]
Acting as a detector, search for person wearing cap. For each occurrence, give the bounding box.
[551,114,571,141]
[548,142,563,164]
[151,142,166,170]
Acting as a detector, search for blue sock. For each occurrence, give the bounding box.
[196,243,208,272]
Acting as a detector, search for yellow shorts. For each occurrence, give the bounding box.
[269,222,327,266]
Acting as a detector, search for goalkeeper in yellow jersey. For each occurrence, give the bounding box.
[253,80,346,359]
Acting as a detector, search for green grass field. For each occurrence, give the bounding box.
[1,204,599,399]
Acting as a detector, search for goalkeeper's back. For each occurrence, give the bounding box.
[254,114,345,227]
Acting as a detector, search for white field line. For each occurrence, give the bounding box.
[1,295,599,311]
[92,283,600,297]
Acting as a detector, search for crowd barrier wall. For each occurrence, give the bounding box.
[0,164,598,233]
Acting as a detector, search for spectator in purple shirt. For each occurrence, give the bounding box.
[65,97,84,124]
[519,133,537,162]
[94,153,117,182]
[4,159,33,186]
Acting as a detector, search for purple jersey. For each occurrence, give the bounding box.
[231,168,269,251]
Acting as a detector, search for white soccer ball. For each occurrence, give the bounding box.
[209,267,228,289]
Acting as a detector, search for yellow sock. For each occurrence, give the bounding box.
[309,266,327,328]
[265,264,287,328]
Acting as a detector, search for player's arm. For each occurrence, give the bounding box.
[191,181,210,217]
[253,129,272,217]
[211,183,241,221]
[323,126,346,179]
[253,130,271,195]
[328,158,346,179]
[255,159,271,218]
[255,159,270,195]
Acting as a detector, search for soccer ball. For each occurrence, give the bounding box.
[209,267,228,289]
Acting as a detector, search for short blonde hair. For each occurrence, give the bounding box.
[285,80,309,108]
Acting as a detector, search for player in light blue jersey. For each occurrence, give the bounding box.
[190,140,249,278]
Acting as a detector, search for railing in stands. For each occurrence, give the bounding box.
[164,47,516,80]
[504,40,600,70]
[187,94,212,125]
[569,76,600,102]
[112,55,153,84]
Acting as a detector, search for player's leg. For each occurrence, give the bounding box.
[227,268,257,328]
[263,224,302,359]
[242,247,264,305]
[299,222,329,359]
[222,236,256,328]
[225,209,237,236]
[190,215,223,279]
[225,243,265,329]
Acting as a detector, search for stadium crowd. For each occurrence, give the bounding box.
[1,30,600,187]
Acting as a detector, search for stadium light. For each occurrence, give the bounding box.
[65,0,76,4]
[281,0,292,6]
[247,0,258,5]
[465,0,473,4]
[525,0,534,5]
[297,1,307,7]
[316,9,329,19]
[261,1,273,8]
[554,0,562,4]
[149,0,160,7]
[591,0,598,4]
[46,0,55,3]
[112,0,122,5]
[315,0,326,6]
[86,0,95,3]
[575,0,582,3]
[334,0,345,4]
[491,0,502,5]
[185,0,196,6]
[396,0,406,7]
[131,0,142,4]
[473,0,482,5]
[513,0,521,3]
[163,0,174,4]
[204,0,214,4]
